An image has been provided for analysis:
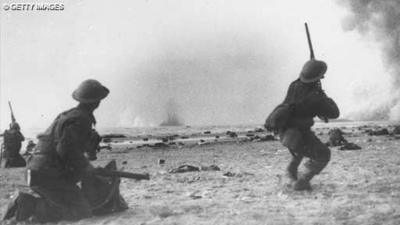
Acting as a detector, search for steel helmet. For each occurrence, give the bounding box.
[72,79,109,103]
[299,60,327,83]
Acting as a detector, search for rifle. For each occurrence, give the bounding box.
[304,22,315,60]
[305,22,328,123]
[8,101,16,123]
[94,168,150,180]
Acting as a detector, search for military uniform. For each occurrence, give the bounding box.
[278,60,339,190]
[2,79,129,223]
[26,106,95,222]
[3,124,26,168]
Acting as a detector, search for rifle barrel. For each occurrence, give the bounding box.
[8,101,16,123]
[304,23,315,60]
[95,168,150,180]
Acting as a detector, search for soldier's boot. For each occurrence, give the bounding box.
[293,168,315,191]
[2,191,37,221]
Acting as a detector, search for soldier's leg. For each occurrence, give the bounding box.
[294,132,331,191]
[2,191,37,221]
[279,128,305,183]
[31,183,92,222]
[286,149,303,181]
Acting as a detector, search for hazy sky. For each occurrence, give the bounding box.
[0,0,393,129]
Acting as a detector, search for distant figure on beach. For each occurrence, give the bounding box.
[23,140,36,156]
[265,59,339,191]
[2,122,26,168]
[3,79,128,223]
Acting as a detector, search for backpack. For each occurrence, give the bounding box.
[264,103,292,132]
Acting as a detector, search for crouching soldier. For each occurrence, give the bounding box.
[2,122,26,168]
[266,59,339,191]
[2,79,128,223]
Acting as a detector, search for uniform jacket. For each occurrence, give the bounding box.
[28,106,95,182]
[283,79,339,129]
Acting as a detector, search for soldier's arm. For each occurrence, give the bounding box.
[56,119,91,173]
[316,97,340,119]
[17,131,25,142]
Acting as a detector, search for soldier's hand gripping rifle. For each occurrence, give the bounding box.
[8,101,16,124]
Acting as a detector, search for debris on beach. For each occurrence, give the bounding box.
[99,145,112,151]
[222,171,255,178]
[101,134,127,139]
[197,139,207,145]
[169,164,222,173]
[366,128,389,136]
[222,171,236,177]
[257,135,275,142]
[391,126,400,135]
[200,165,221,171]
[102,138,112,143]
[339,142,362,151]
[153,143,169,148]
[226,131,238,138]
[188,191,203,199]
[169,165,200,173]
[254,128,265,133]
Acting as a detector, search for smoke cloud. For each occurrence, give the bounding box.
[3,0,394,129]
[338,0,400,120]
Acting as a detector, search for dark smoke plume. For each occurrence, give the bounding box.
[338,0,400,120]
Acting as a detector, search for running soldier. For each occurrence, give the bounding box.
[266,59,339,191]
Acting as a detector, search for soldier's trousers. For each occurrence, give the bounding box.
[29,175,92,223]
[280,128,331,174]
[7,161,128,223]
[3,154,26,168]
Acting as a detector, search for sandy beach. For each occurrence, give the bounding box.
[1,123,400,225]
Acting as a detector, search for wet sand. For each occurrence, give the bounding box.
[1,124,400,225]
